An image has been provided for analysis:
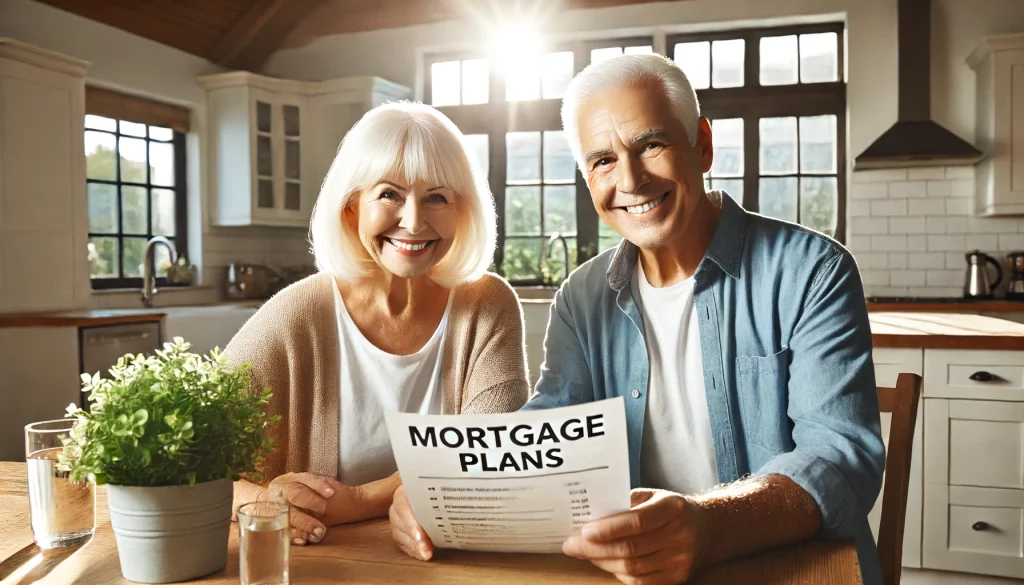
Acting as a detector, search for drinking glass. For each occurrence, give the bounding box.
[238,501,290,585]
[25,419,95,548]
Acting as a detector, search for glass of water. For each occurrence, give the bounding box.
[25,419,95,548]
[238,501,290,585]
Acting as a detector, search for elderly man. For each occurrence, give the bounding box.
[391,54,885,585]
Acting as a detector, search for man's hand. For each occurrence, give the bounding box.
[562,489,705,585]
[389,485,435,561]
[265,472,338,546]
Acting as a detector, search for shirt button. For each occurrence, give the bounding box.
[630,389,641,399]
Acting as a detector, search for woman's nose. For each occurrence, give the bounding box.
[398,199,425,233]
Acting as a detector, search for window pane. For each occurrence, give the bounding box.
[122,186,148,234]
[542,51,574,100]
[431,61,461,106]
[463,134,489,177]
[89,236,118,278]
[506,132,541,182]
[544,236,577,281]
[256,101,271,133]
[283,105,300,137]
[504,238,543,281]
[87,183,117,233]
[801,177,838,235]
[543,185,576,234]
[85,131,116,180]
[800,115,837,173]
[624,45,653,55]
[759,117,797,174]
[674,42,710,90]
[760,35,798,86]
[759,177,798,223]
[712,39,744,88]
[155,240,173,278]
[599,236,621,253]
[285,140,300,180]
[462,59,489,105]
[149,126,173,141]
[710,118,743,177]
[257,135,272,177]
[123,237,147,277]
[86,115,116,131]
[710,179,743,204]
[800,32,838,83]
[119,137,148,183]
[257,179,274,208]
[505,186,541,235]
[506,54,540,101]
[591,47,623,63]
[152,188,176,236]
[543,131,575,182]
[285,182,301,211]
[150,141,175,186]
[120,120,146,137]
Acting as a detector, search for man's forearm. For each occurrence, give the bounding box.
[323,473,402,526]
[232,478,268,520]
[690,473,821,568]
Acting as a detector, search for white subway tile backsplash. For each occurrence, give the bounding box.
[944,197,971,216]
[848,199,872,217]
[869,286,910,296]
[928,235,966,252]
[950,180,974,197]
[851,183,888,200]
[946,252,966,269]
[853,169,908,183]
[851,217,889,235]
[888,253,908,269]
[968,216,1019,233]
[999,234,1024,250]
[890,270,925,286]
[871,199,908,217]
[853,252,889,270]
[945,216,968,234]
[888,181,927,199]
[908,198,945,216]
[926,181,952,196]
[861,270,891,286]
[927,269,962,287]
[889,218,926,234]
[906,235,928,252]
[965,235,999,249]
[906,286,961,298]
[925,217,946,234]
[945,166,975,180]
[872,235,907,252]
[847,235,872,251]
[908,168,946,180]
[908,252,945,269]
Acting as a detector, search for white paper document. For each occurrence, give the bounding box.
[385,398,631,554]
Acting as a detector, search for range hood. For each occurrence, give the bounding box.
[854,0,985,170]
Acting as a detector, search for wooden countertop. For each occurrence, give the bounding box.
[0,462,861,585]
[870,312,1024,350]
[0,308,167,328]
[867,300,1024,313]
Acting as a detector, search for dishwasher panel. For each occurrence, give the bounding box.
[80,322,162,407]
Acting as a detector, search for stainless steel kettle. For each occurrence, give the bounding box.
[964,251,1004,299]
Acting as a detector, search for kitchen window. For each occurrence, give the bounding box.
[84,89,189,290]
[425,24,846,285]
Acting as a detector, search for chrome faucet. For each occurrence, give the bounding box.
[141,236,177,308]
[544,232,570,286]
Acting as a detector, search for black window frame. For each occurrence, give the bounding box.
[85,119,189,290]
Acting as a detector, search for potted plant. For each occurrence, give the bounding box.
[62,337,278,583]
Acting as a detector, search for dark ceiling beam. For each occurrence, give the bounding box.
[208,0,327,71]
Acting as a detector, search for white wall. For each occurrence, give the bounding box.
[0,0,313,309]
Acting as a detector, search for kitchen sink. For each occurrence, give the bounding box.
[161,304,259,357]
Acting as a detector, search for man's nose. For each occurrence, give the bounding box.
[616,155,649,195]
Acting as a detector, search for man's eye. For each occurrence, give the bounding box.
[643,142,661,151]
[594,158,612,169]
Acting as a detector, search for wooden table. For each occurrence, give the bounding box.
[0,462,861,584]
[869,312,1024,350]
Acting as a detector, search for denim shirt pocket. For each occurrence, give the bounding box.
[735,346,791,451]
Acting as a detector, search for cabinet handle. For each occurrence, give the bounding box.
[969,371,996,382]
[972,521,989,531]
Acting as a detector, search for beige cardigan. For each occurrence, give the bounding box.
[223,272,530,481]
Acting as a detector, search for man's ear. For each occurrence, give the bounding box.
[697,117,713,175]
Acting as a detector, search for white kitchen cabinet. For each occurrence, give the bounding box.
[924,348,1024,401]
[969,33,1024,216]
[871,348,925,568]
[199,72,409,228]
[0,39,91,312]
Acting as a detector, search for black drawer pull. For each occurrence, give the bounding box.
[972,521,989,531]
[969,371,996,382]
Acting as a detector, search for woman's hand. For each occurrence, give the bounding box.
[389,484,434,560]
[265,472,337,546]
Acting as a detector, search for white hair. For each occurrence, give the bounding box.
[561,54,702,169]
[309,102,496,288]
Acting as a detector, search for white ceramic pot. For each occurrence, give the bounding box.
[106,478,232,583]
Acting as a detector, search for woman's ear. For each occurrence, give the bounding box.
[343,198,358,229]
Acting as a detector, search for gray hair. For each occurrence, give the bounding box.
[561,54,702,169]
[310,102,496,287]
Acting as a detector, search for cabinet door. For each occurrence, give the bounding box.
[924,399,1024,579]
[870,348,925,568]
[251,89,276,217]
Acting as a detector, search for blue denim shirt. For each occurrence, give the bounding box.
[522,192,885,584]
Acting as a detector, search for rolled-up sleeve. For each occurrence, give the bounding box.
[521,280,594,411]
[758,249,885,539]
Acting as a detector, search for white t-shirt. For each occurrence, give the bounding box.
[634,261,719,494]
[334,285,452,486]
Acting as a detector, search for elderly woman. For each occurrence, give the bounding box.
[226,102,529,547]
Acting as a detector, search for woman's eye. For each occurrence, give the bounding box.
[426,193,449,204]
[379,189,399,200]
